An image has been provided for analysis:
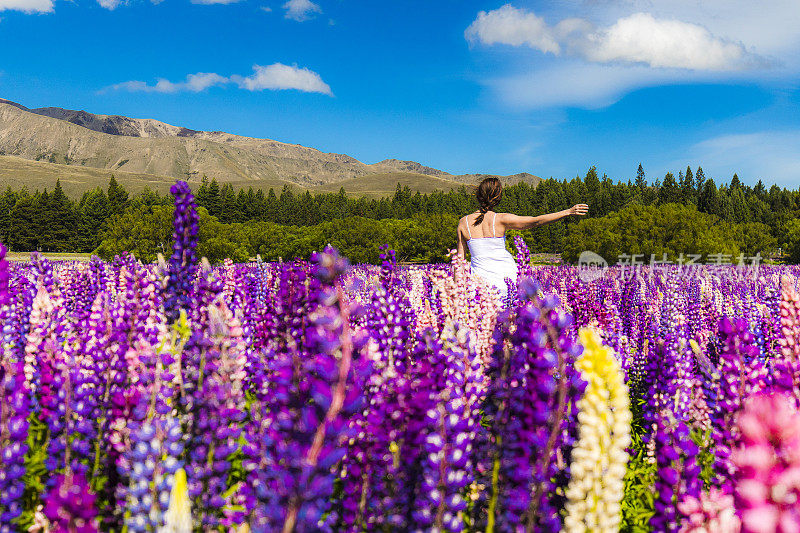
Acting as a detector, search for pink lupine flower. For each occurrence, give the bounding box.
[678,488,740,533]
[733,392,800,533]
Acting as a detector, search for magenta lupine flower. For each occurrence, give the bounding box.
[43,472,99,532]
[512,234,532,279]
[772,279,800,405]
[733,392,800,533]
[0,242,9,307]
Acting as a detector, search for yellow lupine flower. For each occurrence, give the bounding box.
[563,328,632,533]
[159,468,192,533]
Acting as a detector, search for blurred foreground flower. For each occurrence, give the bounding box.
[160,468,192,533]
[677,488,739,533]
[733,392,800,533]
[42,472,98,533]
[564,328,631,532]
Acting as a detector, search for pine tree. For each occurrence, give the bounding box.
[698,179,720,215]
[635,163,646,189]
[220,183,237,223]
[695,167,706,193]
[674,166,695,204]
[207,179,222,217]
[265,188,278,221]
[585,166,600,209]
[0,187,18,244]
[9,195,43,251]
[753,179,766,199]
[729,186,750,223]
[107,175,130,215]
[44,179,78,252]
[195,176,211,207]
[659,173,681,204]
[278,185,296,225]
[76,187,110,252]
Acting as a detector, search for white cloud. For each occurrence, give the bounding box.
[491,62,676,110]
[588,13,765,70]
[466,5,762,71]
[283,0,320,21]
[589,0,800,59]
[109,72,229,93]
[465,5,562,54]
[260,6,272,12]
[0,0,53,13]
[232,63,332,95]
[184,72,229,91]
[97,0,122,9]
[108,65,331,96]
[688,130,800,186]
[192,0,241,5]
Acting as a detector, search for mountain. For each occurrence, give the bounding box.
[0,99,540,196]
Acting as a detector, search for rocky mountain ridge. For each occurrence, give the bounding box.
[0,98,540,191]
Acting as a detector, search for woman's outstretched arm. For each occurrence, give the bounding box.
[499,204,588,230]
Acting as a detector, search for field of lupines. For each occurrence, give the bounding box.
[2,180,800,532]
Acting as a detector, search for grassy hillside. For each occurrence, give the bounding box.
[0,155,472,198]
[314,172,469,198]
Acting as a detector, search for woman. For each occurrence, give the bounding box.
[456,177,588,301]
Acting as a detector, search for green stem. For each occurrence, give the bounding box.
[485,437,502,533]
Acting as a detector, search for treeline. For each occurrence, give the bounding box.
[95,205,458,264]
[0,165,798,263]
[562,203,781,264]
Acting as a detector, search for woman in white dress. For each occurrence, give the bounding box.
[456,177,588,301]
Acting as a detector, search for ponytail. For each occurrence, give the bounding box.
[474,177,502,226]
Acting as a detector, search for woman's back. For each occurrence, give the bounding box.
[462,211,517,301]
[462,211,501,240]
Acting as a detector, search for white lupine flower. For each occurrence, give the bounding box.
[563,328,632,533]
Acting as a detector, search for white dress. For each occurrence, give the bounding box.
[466,212,518,302]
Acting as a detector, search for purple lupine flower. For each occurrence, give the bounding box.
[512,234,532,280]
[333,250,424,531]
[650,411,702,532]
[709,317,768,492]
[411,324,483,532]
[0,360,30,531]
[122,340,183,532]
[482,277,585,531]
[179,304,246,529]
[164,180,199,322]
[30,251,57,296]
[3,264,35,366]
[244,248,365,533]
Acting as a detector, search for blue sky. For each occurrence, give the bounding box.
[1,0,799,186]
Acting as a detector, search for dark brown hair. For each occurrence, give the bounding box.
[474,177,502,226]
